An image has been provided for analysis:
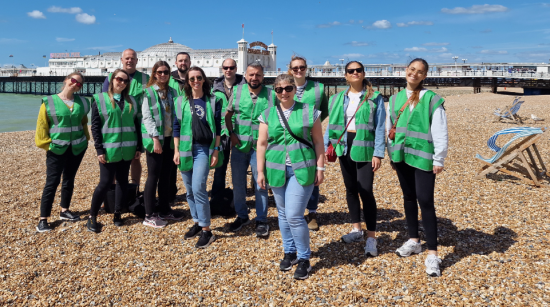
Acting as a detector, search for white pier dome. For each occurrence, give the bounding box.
[140,37,193,57]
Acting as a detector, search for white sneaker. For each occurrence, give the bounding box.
[396,239,422,257]
[364,237,378,257]
[425,254,442,277]
[143,215,168,228]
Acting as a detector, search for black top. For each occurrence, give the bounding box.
[172,95,222,138]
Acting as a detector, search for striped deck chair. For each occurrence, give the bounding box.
[475,127,549,186]
[494,97,525,124]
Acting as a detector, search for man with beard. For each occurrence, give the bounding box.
[169,52,191,97]
[224,63,273,237]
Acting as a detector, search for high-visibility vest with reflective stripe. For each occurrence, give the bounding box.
[262,102,316,187]
[327,91,379,161]
[387,89,444,171]
[42,94,90,155]
[94,92,138,163]
[109,71,149,103]
[141,87,176,153]
[214,90,230,136]
[175,95,224,172]
[168,76,185,97]
[232,84,274,153]
[295,81,324,110]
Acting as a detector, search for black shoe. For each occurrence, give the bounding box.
[255,221,269,237]
[229,216,251,232]
[195,230,216,248]
[113,212,123,227]
[36,220,52,233]
[184,223,202,239]
[280,253,298,271]
[159,209,185,221]
[293,259,312,280]
[60,210,80,221]
[87,216,100,233]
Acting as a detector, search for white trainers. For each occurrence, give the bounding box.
[143,215,168,228]
[425,254,442,277]
[396,239,422,257]
[364,237,378,257]
[341,228,364,243]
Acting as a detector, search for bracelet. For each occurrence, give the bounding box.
[317,166,326,171]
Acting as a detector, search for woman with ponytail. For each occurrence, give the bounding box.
[323,61,386,256]
[387,58,448,277]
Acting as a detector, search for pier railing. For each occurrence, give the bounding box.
[263,71,550,79]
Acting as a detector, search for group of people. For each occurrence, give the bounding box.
[35,49,448,280]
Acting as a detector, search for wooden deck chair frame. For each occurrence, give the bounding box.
[476,128,549,187]
[494,97,524,124]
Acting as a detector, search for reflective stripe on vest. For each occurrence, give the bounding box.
[233,84,273,153]
[45,95,88,155]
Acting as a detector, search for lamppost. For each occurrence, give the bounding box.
[452,56,458,74]
[462,59,467,64]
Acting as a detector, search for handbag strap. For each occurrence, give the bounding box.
[335,93,369,145]
[276,103,313,149]
[390,97,411,131]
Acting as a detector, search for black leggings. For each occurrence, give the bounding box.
[89,159,132,216]
[144,137,174,216]
[393,162,438,250]
[338,133,377,231]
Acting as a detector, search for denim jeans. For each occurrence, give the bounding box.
[180,144,211,227]
[231,147,268,222]
[306,186,319,212]
[271,166,314,260]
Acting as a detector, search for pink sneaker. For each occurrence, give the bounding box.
[143,215,168,228]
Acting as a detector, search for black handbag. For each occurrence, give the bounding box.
[276,103,313,149]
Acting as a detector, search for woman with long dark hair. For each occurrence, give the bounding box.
[173,67,223,248]
[86,69,141,233]
[323,61,386,256]
[35,72,90,232]
[387,58,448,277]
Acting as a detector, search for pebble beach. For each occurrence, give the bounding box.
[0,89,549,306]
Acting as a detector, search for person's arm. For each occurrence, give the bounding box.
[311,118,325,186]
[214,97,222,137]
[141,96,158,137]
[256,122,269,190]
[134,112,143,157]
[173,136,180,166]
[90,101,105,155]
[385,103,391,142]
[218,92,229,136]
[172,114,181,138]
[431,105,448,172]
[320,90,329,122]
[210,135,221,167]
[102,77,110,93]
[35,103,51,151]
[373,95,386,159]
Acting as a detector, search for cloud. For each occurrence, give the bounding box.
[372,20,391,29]
[47,6,82,14]
[404,47,427,52]
[441,4,508,14]
[431,47,448,53]
[422,42,450,46]
[358,20,364,24]
[76,13,96,24]
[480,50,508,54]
[56,37,75,42]
[396,21,433,27]
[480,29,492,33]
[342,53,365,58]
[514,51,550,60]
[27,10,46,19]
[87,45,123,51]
[344,41,371,47]
[349,20,355,24]
[316,21,341,28]
[0,38,26,44]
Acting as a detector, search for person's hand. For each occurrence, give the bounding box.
[173,151,180,165]
[97,154,107,164]
[210,150,219,167]
[433,166,444,174]
[390,161,396,171]
[153,138,162,154]
[230,133,241,149]
[134,151,141,160]
[372,157,381,172]
[257,171,266,190]
[315,170,324,186]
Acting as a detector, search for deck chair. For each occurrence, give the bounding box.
[494,97,525,124]
[475,127,549,186]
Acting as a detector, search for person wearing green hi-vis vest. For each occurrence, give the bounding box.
[387,58,448,277]
[287,55,329,231]
[224,63,274,237]
[168,52,191,97]
[323,61,386,258]
[173,67,223,249]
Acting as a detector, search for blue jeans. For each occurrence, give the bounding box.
[180,144,211,227]
[306,186,319,212]
[231,147,268,222]
[271,166,314,260]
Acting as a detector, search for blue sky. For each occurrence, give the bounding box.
[1,0,550,69]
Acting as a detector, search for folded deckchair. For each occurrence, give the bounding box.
[494,97,525,124]
[475,127,549,186]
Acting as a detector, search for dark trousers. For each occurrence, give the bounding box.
[211,137,231,200]
[170,156,178,201]
[40,147,85,218]
[89,159,132,216]
[338,133,377,231]
[306,186,319,211]
[393,162,438,250]
[144,137,174,216]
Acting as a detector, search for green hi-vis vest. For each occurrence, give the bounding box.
[141,87,176,153]
[387,89,444,171]
[109,71,149,104]
[295,81,324,110]
[232,84,274,153]
[168,76,185,97]
[43,94,90,155]
[327,91,380,162]
[214,90,230,136]
[94,92,138,163]
[262,102,317,187]
[175,95,224,172]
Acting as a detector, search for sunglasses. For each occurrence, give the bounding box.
[346,68,363,74]
[291,65,306,72]
[222,66,236,71]
[274,86,294,94]
[70,78,83,87]
[156,70,170,76]
[189,76,204,82]
[114,76,129,84]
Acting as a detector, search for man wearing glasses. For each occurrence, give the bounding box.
[210,59,245,215]
[169,52,191,97]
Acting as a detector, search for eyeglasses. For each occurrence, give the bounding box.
[222,66,236,71]
[408,67,426,76]
[274,86,294,94]
[156,70,170,76]
[189,76,204,82]
[346,68,363,74]
[70,78,83,87]
[114,76,129,84]
[291,65,306,72]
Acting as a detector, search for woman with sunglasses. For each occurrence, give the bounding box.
[256,74,325,280]
[173,67,223,248]
[35,72,90,232]
[86,69,141,233]
[141,61,182,228]
[387,58,447,277]
[324,61,386,257]
[287,55,329,231]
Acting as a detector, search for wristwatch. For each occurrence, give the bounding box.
[214,146,222,151]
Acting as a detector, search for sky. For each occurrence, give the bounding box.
[1,0,550,70]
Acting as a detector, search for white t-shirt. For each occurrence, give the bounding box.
[345,91,362,131]
[62,99,74,111]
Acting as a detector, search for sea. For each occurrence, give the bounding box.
[0,94,45,133]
